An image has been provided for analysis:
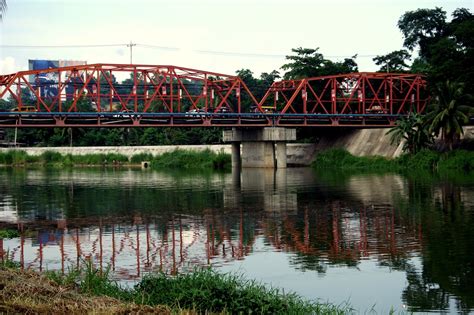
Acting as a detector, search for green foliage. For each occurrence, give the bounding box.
[0,229,20,239]
[403,149,440,170]
[424,80,473,150]
[45,268,81,288]
[39,262,349,314]
[0,150,32,165]
[71,153,129,165]
[130,153,154,164]
[398,7,447,52]
[437,150,474,172]
[386,113,433,154]
[151,149,230,170]
[281,47,358,80]
[312,148,474,174]
[79,260,129,300]
[134,268,347,314]
[0,150,229,170]
[39,151,63,164]
[398,7,474,94]
[0,255,21,269]
[313,148,397,171]
[373,49,411,72]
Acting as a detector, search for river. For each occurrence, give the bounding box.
[0,167,473,313]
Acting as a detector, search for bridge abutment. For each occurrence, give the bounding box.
[223,128,296,168]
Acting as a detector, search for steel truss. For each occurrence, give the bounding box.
[0,64,428,128]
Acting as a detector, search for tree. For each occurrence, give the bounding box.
[387,112,433,154]
[0,0,6,20]
[373,50,411,73]
[397,7,447,56]
[281,47,358,80]
[398,8,474,94]
[424,81,473,150]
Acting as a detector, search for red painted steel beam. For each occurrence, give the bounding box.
[0,65,428,128]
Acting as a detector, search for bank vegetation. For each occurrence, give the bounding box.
[0,260,349,314]
[0,149,231,170]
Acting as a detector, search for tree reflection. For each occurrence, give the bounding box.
[0,168,473,312]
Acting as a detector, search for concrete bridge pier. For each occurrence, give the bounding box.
[223,128,296,168]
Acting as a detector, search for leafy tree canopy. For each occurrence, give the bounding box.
[373,50,411,73]
[281,47,358,80]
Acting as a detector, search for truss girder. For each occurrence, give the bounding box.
[0,65,428,128]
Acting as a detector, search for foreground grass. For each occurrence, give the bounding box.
[0,259,349,314]
[312,148,474,173]
[0,267,170,314]
[0,149,231,170]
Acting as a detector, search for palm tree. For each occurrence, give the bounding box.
[424,81,473,150]
[387,112,432,154]
[0,0,6,20]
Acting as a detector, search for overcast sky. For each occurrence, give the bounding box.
[0,0,472,77]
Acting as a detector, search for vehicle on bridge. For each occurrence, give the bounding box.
[11,106,38,112]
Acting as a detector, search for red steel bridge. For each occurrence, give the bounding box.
[0,63,429,128]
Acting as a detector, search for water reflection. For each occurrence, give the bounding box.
[0,168,473,313]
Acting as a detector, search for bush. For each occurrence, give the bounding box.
[40,151,63,164]
[403,149,440,171]
[152,149,231,170]
[438,150,474,172]
[312,148,396,171]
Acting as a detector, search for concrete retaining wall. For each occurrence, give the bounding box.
[0,145,231,157]
[2,127,472,166]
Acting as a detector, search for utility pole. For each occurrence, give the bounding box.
[127,41,136,64]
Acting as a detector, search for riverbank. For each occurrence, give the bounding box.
[312,148,474,173]
[0,149,231,170]
[0,261,348,314]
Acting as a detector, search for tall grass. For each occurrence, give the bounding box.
[42,263,349,314]
[312,148,474,173]
[134,268,348,314]
[0,149,231,170]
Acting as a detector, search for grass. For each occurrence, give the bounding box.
[134,268,349,314]
[0,149,231,170]
[0,258,350,314]
[0,266,169,314]
[312,148,474,173]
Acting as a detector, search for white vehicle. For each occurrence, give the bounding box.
[185,108,207,118]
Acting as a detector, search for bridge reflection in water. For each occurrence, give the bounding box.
[0,168,423,283]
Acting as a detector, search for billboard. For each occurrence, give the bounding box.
[28,59,87,98]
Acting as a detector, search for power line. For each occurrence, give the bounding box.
[0,44,126,48]
[0,43,380,59]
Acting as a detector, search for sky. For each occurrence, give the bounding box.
[0,0,472,78]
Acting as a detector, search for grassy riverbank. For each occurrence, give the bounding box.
[0,261,348,314]
[312,148,474,173]
[0,149,231,170]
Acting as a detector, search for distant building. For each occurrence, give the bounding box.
[28,59,87,98]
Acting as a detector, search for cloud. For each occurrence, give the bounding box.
[0,56,17,74]
[116,48,125,57]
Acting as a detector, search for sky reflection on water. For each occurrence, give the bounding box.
[0,167,473,313]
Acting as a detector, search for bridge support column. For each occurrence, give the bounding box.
[276,142,287,169]
[223,127,296,168]
[231,142,241,168]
